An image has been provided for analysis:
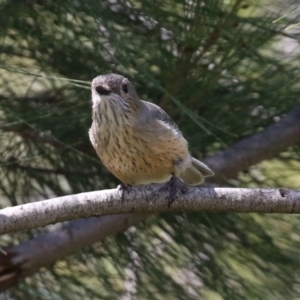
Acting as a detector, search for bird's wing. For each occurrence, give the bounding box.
[141,100,181,133]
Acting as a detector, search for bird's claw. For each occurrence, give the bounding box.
[165,175,179,208]
[117,183,132,202]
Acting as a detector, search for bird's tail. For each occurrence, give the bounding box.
[179,157,214,186]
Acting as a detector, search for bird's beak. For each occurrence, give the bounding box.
[95,84,111,96]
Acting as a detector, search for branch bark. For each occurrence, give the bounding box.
[1,186,299,235]
[1,105,300,290]
[0,214,148,291]
[206,106,300,182]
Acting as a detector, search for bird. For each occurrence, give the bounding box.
[89,73,214,206]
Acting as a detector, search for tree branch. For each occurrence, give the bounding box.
[206,106,300,182]
[0,214,148,291]
[1,105,300,290]
[0,186,299,235]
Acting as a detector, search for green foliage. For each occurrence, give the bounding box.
[0,0,300,299]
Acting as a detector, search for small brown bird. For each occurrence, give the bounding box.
[89,74,214,206]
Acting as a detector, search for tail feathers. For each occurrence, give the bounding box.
[192,157,214,177]
[179,158,214,186]
[179,166,205,186]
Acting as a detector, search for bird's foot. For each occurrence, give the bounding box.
[164,175,180,208]
[117,183,132,202]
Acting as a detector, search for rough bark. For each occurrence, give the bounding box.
[206,106,300,182]
[0,187,299,235]
[1,105,300,291]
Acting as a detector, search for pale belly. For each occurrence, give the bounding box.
[100,141,180,185]
[90,124,190,185]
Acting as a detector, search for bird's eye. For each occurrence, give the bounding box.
[122,84,128,94]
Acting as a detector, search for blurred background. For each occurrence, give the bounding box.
[0,0,300,299]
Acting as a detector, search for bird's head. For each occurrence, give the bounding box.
[91,73,140,110]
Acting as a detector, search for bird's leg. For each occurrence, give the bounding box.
[166,174,179,208]
[117,183,127,190]
[117,183,132,202]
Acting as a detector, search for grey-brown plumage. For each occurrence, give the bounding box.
[89,74,214,204]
